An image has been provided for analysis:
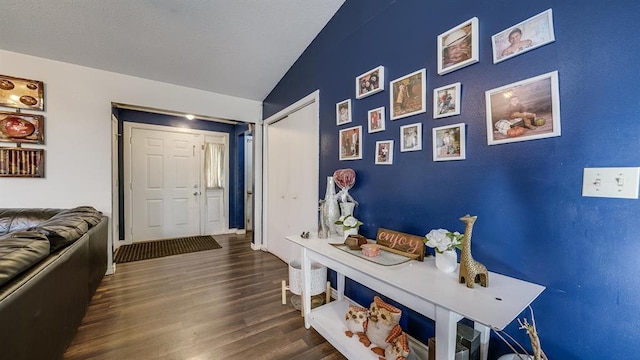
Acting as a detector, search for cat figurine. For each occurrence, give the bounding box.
[364,296,402,356]
[384,325,410,360]
[345,305,368,338]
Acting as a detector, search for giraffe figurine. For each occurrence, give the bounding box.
[458,214,489,288]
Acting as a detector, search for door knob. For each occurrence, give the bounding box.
[193,192,199,196]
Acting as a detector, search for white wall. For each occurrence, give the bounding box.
[0,50,262,266]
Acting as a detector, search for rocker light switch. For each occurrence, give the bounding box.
[582,167,640,199]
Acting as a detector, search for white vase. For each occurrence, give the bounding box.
[435,249,457,273]
[323,176,340,234]
[343,226,359,240]
[340,202,355,217]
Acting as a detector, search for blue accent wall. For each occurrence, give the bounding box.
[264,1,640,359]
[116,109,246,238]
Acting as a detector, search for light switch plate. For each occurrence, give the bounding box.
[582,167,640,199]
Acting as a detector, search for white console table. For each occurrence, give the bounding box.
[286,234,545,360]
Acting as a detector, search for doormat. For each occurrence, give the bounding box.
[114,235,222,263]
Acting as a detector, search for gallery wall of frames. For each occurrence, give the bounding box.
[0,74,46,177]
[336,9,556,165]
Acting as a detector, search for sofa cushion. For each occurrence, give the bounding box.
[0,208,60,235]
[0,231,50,287]
[29,206,103,252]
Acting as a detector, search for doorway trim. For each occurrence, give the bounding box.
[257,90,320,251]
[123,121,230,244]
[244,132,253,232]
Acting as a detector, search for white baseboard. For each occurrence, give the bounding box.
[106,263,116,275]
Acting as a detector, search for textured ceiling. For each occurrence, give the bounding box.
[0,0,344,101]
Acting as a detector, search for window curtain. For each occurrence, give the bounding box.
[204,142,224,189]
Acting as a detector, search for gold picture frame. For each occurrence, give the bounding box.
[0,111,45,144]
[0,147,45,178]
[0,74,45,111]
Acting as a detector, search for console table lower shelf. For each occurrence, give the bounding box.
[309,299,427,360]
[287,234,545,360]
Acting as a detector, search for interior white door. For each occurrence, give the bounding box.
[245,134,253,231]
[202,135,229,235]
[267,118,289,260]
[266,102,318,264]
[203,190,224,234]
[130,128,201,242]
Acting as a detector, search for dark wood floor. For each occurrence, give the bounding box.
[64,233,345,360]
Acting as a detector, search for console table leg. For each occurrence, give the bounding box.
[474,323,490,360]
[302,248,312,329]
[337,273,345,301]
[435,306,463,360]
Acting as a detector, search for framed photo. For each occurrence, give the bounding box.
[0,111,44,144]
[492,9,555,64]
[356,66,385,99]
[485,71,560,145]
[336,99,352,125]
[368,107,385,133]
[437,17,479,75]
[433,82,461,119]
[375,140,394,165]
[433,123,466,161]
[339,125,363,160]
[390,69,426,120]
[0,74,45,111]
[400,123,422,152]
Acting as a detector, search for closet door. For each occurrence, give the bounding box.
[266,117,290,261]
[266,102,318,264]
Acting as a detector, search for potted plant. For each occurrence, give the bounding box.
[335,215,362,239]
[423,228,463,273]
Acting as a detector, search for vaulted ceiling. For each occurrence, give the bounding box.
[0,0,344,101]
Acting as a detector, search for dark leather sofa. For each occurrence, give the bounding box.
[0,207,108,360]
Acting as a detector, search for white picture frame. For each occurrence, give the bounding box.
[437,17,479,75]
[485,71,561,145]
[375,140,394,165]
[492,9,555,64]
[367,107,386,133]
[339,125,363,160]
[433,82,461,119]
[400,122,422,152]
[389,68,426,120]
[433,123,466,161]
[356,66,385,99]
[336,99,352,125]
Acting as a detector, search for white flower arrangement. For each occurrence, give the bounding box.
[335,215,363,230]
[424,228,463,253]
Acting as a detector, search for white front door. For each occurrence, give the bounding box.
[130,127,201,242]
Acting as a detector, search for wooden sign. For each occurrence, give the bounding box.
[376,228,425,261]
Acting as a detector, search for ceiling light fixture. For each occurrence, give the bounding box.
[185,114,195,120]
